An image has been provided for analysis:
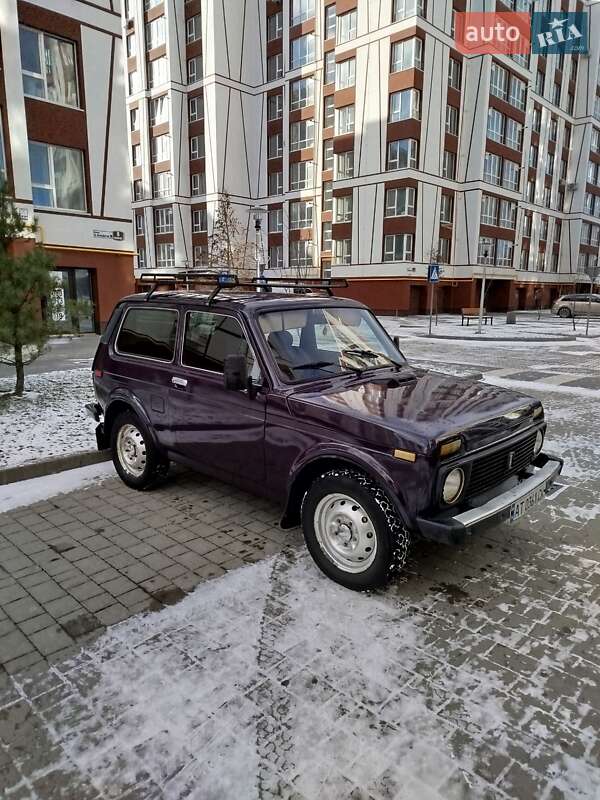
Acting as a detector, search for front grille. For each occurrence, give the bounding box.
[465,432,537,499]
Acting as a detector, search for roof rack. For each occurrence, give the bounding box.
[138,272,348,304]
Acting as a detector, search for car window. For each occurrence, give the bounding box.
[116,307,178,361]
[259,305,406,383]
[182,310,260,379]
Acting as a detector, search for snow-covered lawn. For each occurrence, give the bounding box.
[0,368,97,469]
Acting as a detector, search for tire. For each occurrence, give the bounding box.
[301,469,410,591]
[110,410,168,490]
[557,306,571,318]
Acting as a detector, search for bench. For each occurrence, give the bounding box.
[461,307,493,326]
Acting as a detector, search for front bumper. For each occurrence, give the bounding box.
[416,453,563,545]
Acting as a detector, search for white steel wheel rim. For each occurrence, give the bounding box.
[116,423,147,478]
[314,493,378,573]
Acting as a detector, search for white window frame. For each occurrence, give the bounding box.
[289,200,313,229]
[335,58,356,90]
[154,206,173,233]
[267,11,283,41]
[153,171,172,198]
[335,151,354,180]
[290,77,314,111]
[290,160,314,190]
[385,187,416,217]
[289,240,313,268]
[383,233,413,262]
[268,133,283,159]
[290,119,314,151]
[156,242,175,269]
[150,94,169,126]
[336,10,357,44]
[20,26,79,109]
[334,194,353,223]
[267,94,283,121]
[389,89,420,122]
[290,33,315,69]
[192,208,207,233]
[387,139,418,170]
[335,105,355,135]
[187,56,203,84]
[190,135,204,160]
[268,171,283,195]
[151,134,170,164]
[189,95,203,122]
[191,172,205,196]
[186,14,201,43]
[391,38,423,73]
[145,16,166,51]
[334,238,352,265]
[267,53,283,81]
[291,0,315,26]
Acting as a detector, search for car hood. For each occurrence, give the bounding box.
[287,368,540,454]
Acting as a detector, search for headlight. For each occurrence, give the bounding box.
[534,430,544,456]
[443,468,465,504]
[533,405,544,419]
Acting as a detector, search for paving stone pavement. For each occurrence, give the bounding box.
[0,336,599,799]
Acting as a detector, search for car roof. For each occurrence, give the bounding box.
[118,290,367,313]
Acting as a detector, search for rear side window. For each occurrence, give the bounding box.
[182,310,256,375]
[116,307,178,361]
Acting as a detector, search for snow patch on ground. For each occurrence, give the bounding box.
[0,461,116,513]
[0,368,96,468]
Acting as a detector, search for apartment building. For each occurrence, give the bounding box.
[124,0,600,313]
[0,0,134,331]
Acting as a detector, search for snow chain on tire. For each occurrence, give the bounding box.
[305,468,411,578]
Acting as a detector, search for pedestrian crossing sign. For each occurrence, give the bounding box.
[428,263,440,283]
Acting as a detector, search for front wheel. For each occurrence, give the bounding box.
[111,410,168,490]
[301,469,410,591]
[557,306,571,318]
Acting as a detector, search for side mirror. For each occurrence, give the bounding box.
[223,354,248,391]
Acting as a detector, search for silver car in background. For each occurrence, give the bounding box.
[551,293,600,318]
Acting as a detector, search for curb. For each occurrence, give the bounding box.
[417,333,578,343]
[0,449,111,486]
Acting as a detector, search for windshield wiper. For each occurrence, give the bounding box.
[293,360,337,370]
[341,348,405,370]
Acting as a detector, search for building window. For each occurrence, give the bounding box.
[442,150,456,180]
[291,0,315,26]
[445,105,459,135]
[499,199,517,228]
[186,14,201,43]
[480,194,498,226]
[335,58,356,90]
[150,95,169,125]
[133,179,143,201]
[335,105,355,135]
[336,10,357,43]
[151,134,170,163]
[523,211,532,237]
[532,107,542,133]
[156,242,175,268]
[290,120,314,151]
[387,139,418,170]
[128,70,139,95]
[535,69,545,95]
[448,58,461,90]
[490,62,508,100]
[440,194,453,223]
[504,117,523,151]
[290,240,313,268]
[438,237,451,263]
[290,34,315,69]
[268,207,283,233]
[126,34,136,58]
[19,27,78,108]
[335,151,354,180]
[478,237,513,267]
[192,208,207,232]
[268,133,283,159]
[323,139,334,171]
[520,249,529,270]
[502,159,520,191]
[385,186,416,217]
[194,244,209,267]
[28,141,85,210]
[269,245,283,269]
[137,247,146,270]
[135,213,144,235]
[549,117,558,142]
[133,148,142,171]
[483,152,501,185]
[529,144,538,168]
[190,135,205,160]
[496,239,514,267]
[144,0,161,10]
[552,82,561,106]
[322,221,332,251]
[148,57,168,88]
[187,56,202,84]
[267,53,283,81]
[290,160,314,190]
[391,38,423,73]
[389,89,420,122]
[267,93,283,121]
[189,95,204,122]
[323,180,333,211]
[393,0,425,22]
[268,171,283,195]
[324,96,335,128]
[324,5,336,39]
[290,200,313,229]
[334,238,351,265]
[153,171,172,198]
[334,194,353,222]
[290,77,314,110]
[130,108,139,131]
[267,11,283,41]
[508,76,527,110]
[154,206,173,233]
[383,233,413,262]
[324,52,336,84]
[145,16,166,50]
[539,218,548,241]
[191,172,206,196]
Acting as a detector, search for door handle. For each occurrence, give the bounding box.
[171,376,188,388]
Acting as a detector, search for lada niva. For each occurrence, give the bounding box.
[87,275,563,590]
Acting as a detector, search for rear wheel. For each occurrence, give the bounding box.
[301,469,410,591]
[557,306,571,318]
[111,410,168,490]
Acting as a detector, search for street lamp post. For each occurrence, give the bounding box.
[249,206,266,288]
[476,249,489,335]
[584,263,600,337]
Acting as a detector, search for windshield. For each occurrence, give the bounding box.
[258,306,406,383]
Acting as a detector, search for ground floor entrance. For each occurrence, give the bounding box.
[52,268,97,333]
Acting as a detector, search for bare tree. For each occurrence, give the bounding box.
[208,193,254,280]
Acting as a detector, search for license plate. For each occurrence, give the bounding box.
[508,484,547,522]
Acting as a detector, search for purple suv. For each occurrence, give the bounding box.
[88,282,562,590]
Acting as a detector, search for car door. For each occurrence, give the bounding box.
[168,307,266,488]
